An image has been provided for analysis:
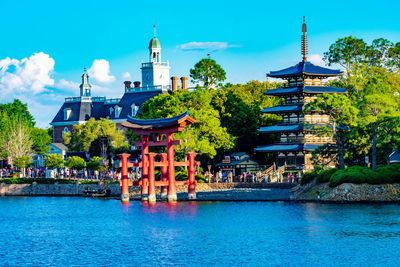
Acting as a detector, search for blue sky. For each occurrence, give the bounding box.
[1,0,400,127]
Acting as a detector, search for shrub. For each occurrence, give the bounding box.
[300,171,318,185]
[195,174,206,183]
[329,166,368,187]
[316,168,338,183]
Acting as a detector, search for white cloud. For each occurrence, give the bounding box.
[177,42,242,51]
[88,59,115,83]
[56,79,79,92]
[308,54,325,66]
[0,52,55,95]
[122,72,131,80]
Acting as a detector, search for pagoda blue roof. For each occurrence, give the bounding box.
[255,143,325,153]
[264,86,346,96]
[258,124,303,133]
[268,61,343,78]
[261,104,302,114]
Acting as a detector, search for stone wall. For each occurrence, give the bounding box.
[0,182,121,196]
[293,182,400,202]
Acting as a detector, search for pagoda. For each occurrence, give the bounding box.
[255,17,346,172]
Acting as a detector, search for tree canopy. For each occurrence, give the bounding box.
[190,58,226,89]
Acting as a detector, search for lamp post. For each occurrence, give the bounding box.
[207,164,211,184]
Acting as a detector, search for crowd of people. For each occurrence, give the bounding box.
[1,165,301,184]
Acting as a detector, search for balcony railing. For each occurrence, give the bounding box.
[141,62,169,68]
[65,96,106,103]
[104,98,121,104]
[125,85,171,93]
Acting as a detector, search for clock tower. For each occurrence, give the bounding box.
[141,25,170,88]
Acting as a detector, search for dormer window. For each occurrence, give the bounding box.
[131,104,139,117]
[114,105,122,118]
[64,108,71,120]
[109,107,114,115]
[62,127,70,137]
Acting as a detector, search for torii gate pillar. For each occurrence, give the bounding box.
[187,152,197,200]
[120,153,130,202]
[167,133,177,202]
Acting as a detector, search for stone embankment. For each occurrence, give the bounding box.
[292,182,400,202]
[0,182,121,196]
[0,181,295,200]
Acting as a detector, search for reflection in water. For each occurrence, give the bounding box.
[1,198,400,266]
[140,201,198,217]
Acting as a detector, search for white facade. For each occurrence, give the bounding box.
[141,37,170,88]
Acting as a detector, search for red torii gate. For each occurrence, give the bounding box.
[119,111,198,203]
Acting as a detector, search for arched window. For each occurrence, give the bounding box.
[62,127,70,137]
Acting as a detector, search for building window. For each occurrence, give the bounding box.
[114,105,122,118]
[109,107,114,116]
[131,104,139,117]
[64,108,71,120]
[62,127,70,137]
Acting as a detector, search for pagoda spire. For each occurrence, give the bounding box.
[301,16,308,62]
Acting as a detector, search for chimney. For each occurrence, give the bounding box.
[134,81,141,88]
[171,76,179,91]
[124,81,132,89]
[180,77,188,90]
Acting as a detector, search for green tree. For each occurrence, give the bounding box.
[0,113,33,166]
[87,156,102,171]
[13,156,32,170]
[140,89,235,158]
[190,58,226,89]
[31,128,52,155]
[323,36,368,74]
[359,73,400,170]
[64,118,129,162]
[304,94,359,169]
[44,154,65,169]
[66,156,86,175]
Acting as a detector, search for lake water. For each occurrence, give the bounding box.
[0,197,399,266]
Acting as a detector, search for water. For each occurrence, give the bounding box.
[0,198,399,266]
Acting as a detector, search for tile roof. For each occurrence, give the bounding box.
[255,143,325,152]
[258,124,303,133]
[268,61,343,78]
[261,105,302,114]
[264,86,346,96]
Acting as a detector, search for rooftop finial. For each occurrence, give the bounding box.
[301,16,308,62]
[153,23,156,37]
[83,66,87,73]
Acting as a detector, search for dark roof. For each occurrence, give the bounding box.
[264,86,346,96]
[268,61,343,78]
[258,124,303,133]
[255,144,303,152]
[255,143,325,152]
[229,152,247,157]
[261,105,302,114]
[216,156,254,167]
[50,143,68,151]
[51,91,164,124]
[390,150,400,163]
[117,91,163,119]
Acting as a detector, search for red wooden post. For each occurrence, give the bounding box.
[148,153,157,203]
[187,153,197,200]
[141,135,149,201]
[120,153,130,202]
[167,133,177,202]
[160,153,168,200]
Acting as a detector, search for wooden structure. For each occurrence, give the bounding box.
[119,111,197,203]
[255,17,346,172]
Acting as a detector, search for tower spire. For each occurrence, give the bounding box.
[301,16,308,62]
[153,23,156,37]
